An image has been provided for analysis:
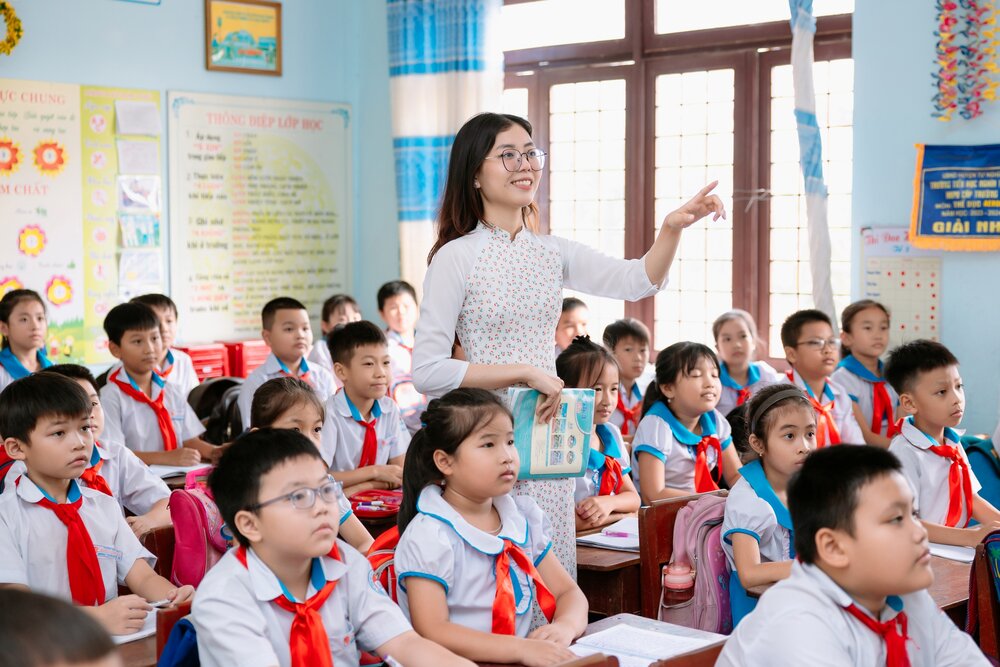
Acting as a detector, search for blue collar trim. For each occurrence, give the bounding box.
[647,401,716,446]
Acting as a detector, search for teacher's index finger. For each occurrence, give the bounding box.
[695,180,719,199]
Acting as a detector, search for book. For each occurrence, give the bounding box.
[929,542,975,563]
[576,516,640,552]
[569,623,722,665]
[507,387,594,480]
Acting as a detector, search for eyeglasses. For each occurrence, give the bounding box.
[483,148,547,172]
[247,478,341,511]
[795,338,841,351]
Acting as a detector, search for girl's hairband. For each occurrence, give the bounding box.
[749,387,808,434]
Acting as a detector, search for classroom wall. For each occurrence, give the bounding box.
[1,0,398,325]
[853,1,1000,434]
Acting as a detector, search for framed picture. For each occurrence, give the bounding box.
[204,0,282,76]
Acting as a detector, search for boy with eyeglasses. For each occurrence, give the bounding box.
[192,428,473,667]
[781,309,863,447]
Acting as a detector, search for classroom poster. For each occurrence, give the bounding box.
[910,143,1000,251]
[167,92,352,340]
[0,80,84,362]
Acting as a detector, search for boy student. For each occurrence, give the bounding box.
[237,297,337,431]
[781,309,864,447]
[308,293,362,375]
[322,321,410,496]
[603,317,655,439]
[885,340,1000,547]
[718,445,989,666]
[0,374,194,636]
[555,296,589,355]
[378,280,427,434]
[99,303,216,466]
[130,293,199,395]
[192,429,474,667]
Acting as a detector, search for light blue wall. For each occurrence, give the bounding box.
[1,0,398,323]
[854,1,1000,434]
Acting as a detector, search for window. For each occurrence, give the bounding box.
[500,0,625,51]
[653,0,853,35]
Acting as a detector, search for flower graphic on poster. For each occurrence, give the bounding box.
[45,276,73,306]
[89,114,106,133]
[17,225,46,257]
[0,276,22,296]
[90,151,106,169]
[0,138,20,175]
[33,140,66,175]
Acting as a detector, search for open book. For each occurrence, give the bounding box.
[569,624,722,666]
[576,516,640,552]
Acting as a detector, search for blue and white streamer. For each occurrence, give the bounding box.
[789,0,837,330]
[387,0,503,287]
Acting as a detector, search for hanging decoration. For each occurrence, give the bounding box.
[0,2,21,57]
[932,0,999,121]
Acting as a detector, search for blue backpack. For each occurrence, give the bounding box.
[962,436,1000,510]
[157,617,199,667]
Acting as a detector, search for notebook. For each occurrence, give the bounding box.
[507,387,594,480]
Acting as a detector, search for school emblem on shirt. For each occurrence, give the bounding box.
[94,544,123,562]
[369,569,389,596]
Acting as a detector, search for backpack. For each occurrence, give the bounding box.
[169,466,230,587]
[202,384,244,445]
[963,436,1000,510]
[366,525,401,602]
[157,617,200,667]
[658,493,732,635]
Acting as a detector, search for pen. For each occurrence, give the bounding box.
[602,531,633,538]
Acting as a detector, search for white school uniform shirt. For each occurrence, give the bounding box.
[721,459,794,573]
[192,542,412,667]
[238,353,337,430]
[0,476,154,602]
[395,485,553,637]
[890,417,980,527]
[630,402,733,492]
[575,422,631,504]
[0,348,55,394]
[99,368,205,452]
[831,355,900,436]
[386,329,428,434]
[717,361,781,417]
[322,389,411,472]
[785,368,866,445]
[717,560,989,666]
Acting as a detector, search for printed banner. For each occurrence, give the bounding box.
[910,143,1000,251]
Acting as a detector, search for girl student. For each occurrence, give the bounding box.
[394,389,588,667]
[721,383,817,625]
[713,309,781,417]
[250,376,374,554]
[830,299,900,447]
[555,336,640,532]
[631,342,743,503]
[0,289,52,392]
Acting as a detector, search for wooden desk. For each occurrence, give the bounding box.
[577,545,641,618]
[119,636,156,667]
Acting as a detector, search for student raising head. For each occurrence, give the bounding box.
[193,429,472,667]
[249,376,374,554]
[0,373,194,637]
[0,288,52,393]
[718,445,989,666]
[394,388,589,665]
[129,293,199,394]
[556,336,640,532]
[722,383,816,625]
[554,297,589,355]
[631,342,743,503]
[602,317,654,439]
[712,309,781,417]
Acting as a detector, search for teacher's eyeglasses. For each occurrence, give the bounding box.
[483,148,547,172]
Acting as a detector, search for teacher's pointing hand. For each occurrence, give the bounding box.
[663,180,727,231]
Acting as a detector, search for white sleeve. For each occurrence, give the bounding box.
[551,235,665,300]
[395,522,455,594]
[113,444,170,515]
[112,506,155,582]
[719,611,855,667]
[192,575,280,667]
[888,440,922,511]
[179,401,205,441]
[632,415,671,463]
[722,492,773,545]
[715,410,733,449]
[98,385,126,447]
[320,402,340,469]
[237,378,257,431]
[922,590,992,665]
[411,241,472,398]
[343,548,413,652]
[0,505,28,586]
[837,397,865,445]
[388,404,411,459]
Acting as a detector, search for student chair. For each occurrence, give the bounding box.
[156,600,193,661]
[140,525,177,580]
[638,491,727,620]
[970,538,1000,659]
[649,641,726,667]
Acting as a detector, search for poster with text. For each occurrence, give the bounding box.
[167,92,352,341]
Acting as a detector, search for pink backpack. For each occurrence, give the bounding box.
[658,493,732,634]
[169,466,231,587]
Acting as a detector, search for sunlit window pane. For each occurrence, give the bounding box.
[655,0,853,34]
[502,88,529,118]
[502,0,625,51]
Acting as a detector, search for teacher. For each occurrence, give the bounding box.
[412,112,725,576]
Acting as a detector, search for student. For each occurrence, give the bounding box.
[192,429,472,667]
[602,318,655,439]
[249,376,374,554]
[885,339,1000,547]
[99,303,216,466]
[0,589,119,667]
[0,374,194,636]
[378,280,428,434]
[307,293,361,375]
[781,309,864,447]
[128,294,199,395]
[832,299,900,448]
[554,297,589,355]
[0,289,53,393]
[713,309,781,417]
[322,321,410,496]
[395,389,588,665]
[717,445,989,666]
[237,297,337,431]
[555,336,640,531]
[722,383,816,625]
[631,342,742,503]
